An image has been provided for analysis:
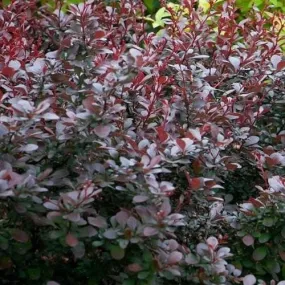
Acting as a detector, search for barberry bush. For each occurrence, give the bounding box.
[0,0,285,284]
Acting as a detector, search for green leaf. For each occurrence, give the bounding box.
[282,264,285,279]
[143,251,153,263]
[153,7,171,28]
[27,267,41,280]
[0,256,13,270]
[242,259,254,268]
[0,236,9,250]
[236,0,254,12]
[255,263,267,275]
[88,279,99,285]
[281,226,285,238]
[258,233,271,243]
[14,242,32,255]
[3,0,10,7]
[265,259,280,274]
[92,241,104,247]
[142,0,161,14]
[252,246,267,261]
[122,280,135,285]
[262,217,275,227]
[252,231,261,238]
[138,271,150,280]
[110,245,125,260]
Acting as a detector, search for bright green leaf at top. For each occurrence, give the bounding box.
[2,0,10,7]
[153,7,171,28]
[235,0,254,12]
[198,0,211,12]
[143,0,161,15]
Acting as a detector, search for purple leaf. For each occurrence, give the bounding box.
[167,251,183,264]
[167,239,179,250]
[19,144,38,152]
[88,216,107,229]
[12,229,29,243]
[242,234,254,246]
[185,253,199,265]
[71,242,85,259]
[243,274,256,285]
[103,229,118,239]
[43,201,59,211]
[143,227,159,237]
[8,60,21,70]
[133,195,149,203]
[216,247,232,258]
[206,237,218,249]
[87,226,98,237]
[66,233,79,247]
[42,113,60,120]
[229,56,241,71]
[26,58,45,74]
[127,216,137,230]
[94,125,111,138]
[244,136,259,147]
[271,54,281,69]
[64,212,81,222]
[196,243,208,255]
[0,124,8,136]
[161,199,171,216]
[188,128,202,141]
[115,211,129,228]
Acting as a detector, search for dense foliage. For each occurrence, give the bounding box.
[0,0,285,284]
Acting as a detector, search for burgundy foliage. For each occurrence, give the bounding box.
[0,0,285,284]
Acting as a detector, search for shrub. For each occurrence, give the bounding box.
[0,0,285,284]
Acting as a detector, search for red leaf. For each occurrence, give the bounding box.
[124,136,139,152]
[248,198,264,208]
[226,163,238,171]
[192,159,202,175]
[156,126,168,143]
[66,233,79,247]
[187,128,201,141]
[12,229,29,243]
[94,30,105,39]
[83,96,97,113]
[47,282,60,285]
[127,263,142,272]
[277,61,285,71]
[158,76,168,84]
[2,66,16,77]
[133,72,145,85]
[191,178,202,190]
[279,251,285,261]
[176,138,186,151]
[149,155,161,168]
